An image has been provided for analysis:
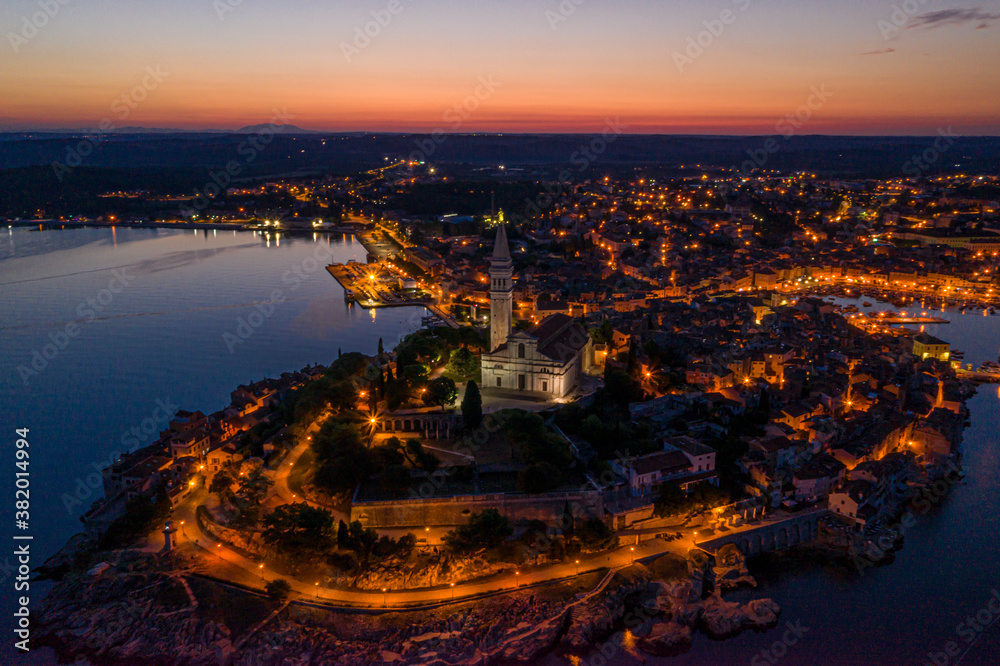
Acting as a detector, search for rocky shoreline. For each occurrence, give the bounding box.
[34,542,781,665]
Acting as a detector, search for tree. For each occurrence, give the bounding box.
[443,508,513,553]
[262,503,335,554]
[397,533,417,557]
[209,469,235,496]
[758,388,771,415]
[424,377,458,411]
[461,380,483,429]
[562,500,575,536]
[603,366,642,406]
[447,347,478,378]
[265,578,291,600]
[378,337,384,356]
[577,518,615,549]
[337,520,349,548]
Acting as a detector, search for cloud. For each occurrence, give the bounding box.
[859,47,896,55]
[908,8,1000,30]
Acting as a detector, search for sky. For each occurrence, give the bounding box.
[2,0,999,134]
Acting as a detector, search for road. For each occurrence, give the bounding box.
[165,489,677,608]
[166,409,702,609]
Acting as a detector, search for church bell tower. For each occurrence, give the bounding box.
[489,217,513,352]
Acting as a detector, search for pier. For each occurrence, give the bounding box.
[694,508,827,556]
[956,370,1000,383]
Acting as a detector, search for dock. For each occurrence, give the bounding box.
[956,370,1000,383]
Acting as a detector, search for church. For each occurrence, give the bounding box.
[480,223,592,400]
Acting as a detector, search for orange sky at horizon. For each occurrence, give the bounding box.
[3,0,999,135]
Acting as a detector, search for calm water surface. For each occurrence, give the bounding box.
[0,227,425,660]
[3,238,998,665]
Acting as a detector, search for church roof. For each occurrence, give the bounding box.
[492,224,511,261]
[531,314,590,363]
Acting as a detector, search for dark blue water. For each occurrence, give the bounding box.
[0,227,425,658]
[549,296,1000,666]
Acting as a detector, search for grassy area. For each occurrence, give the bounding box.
[287,446,315,497]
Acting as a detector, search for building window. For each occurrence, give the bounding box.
[496,377,502,387]
[518,343,525,358]
[542,380,548,392]
[518,375,526,390]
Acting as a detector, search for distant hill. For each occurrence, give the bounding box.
[234,124,314,134]
[0,133,997,179]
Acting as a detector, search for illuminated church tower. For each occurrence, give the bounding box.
[489,216,513,352]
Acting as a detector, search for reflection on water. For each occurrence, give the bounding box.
[0,227,426,595]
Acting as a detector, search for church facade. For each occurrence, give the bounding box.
[481,224,592,400]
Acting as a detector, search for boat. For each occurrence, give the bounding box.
[862,302,872,307]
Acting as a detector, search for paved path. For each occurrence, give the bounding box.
[166,494,677,609]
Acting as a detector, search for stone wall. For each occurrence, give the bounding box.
[351,490,605,528]
[695,510,827,556]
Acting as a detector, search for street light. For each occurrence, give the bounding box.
[515,571,520,587]
[575,560,580,576]
[382,587,388,606]
[450,582,455,600]
[315,582,319,599]
[630,547,634,564]
[259,563,264,580]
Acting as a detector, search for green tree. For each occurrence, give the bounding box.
[447,347,478,378]
[443,508,513,553]
[424,377,458,411]
[461,380,483,429]
[262,503,335,554]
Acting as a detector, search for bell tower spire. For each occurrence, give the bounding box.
[489,219,513,352]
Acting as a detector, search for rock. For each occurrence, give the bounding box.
[501,609,569,662]
[699,593,781,639]
[561,604,614,650]
[638,621,692,656]
[713,543,757,590]
[745,598,781,626]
